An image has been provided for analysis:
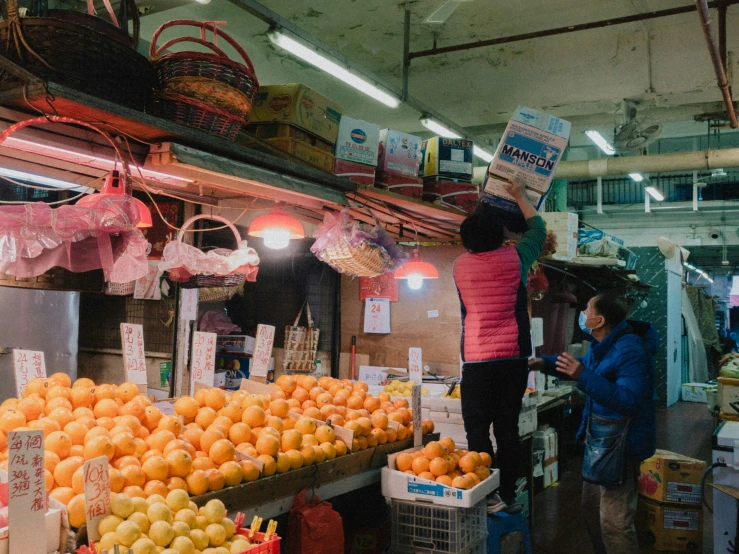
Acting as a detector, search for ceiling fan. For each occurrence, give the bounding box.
[424,0,475,24]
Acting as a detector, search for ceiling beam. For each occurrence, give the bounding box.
[409,0,739,59]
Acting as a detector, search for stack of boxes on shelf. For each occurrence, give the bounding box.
[420,137,479,214]
[375,129,424,198]
[636,450,706,552]
[540,212,579,259]
[533,426,558,489]
[333,116,380,185]
[245,83,343,172]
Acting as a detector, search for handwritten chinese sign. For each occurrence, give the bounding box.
[13,350,46,398]
[409,348,423,385]
[412,385,422,447]
[83,456,111,542]
[181,288,199,321]
[251,325,275,379]
[359,274,399,302]
[8,430,46,554]
[363,298,390,334]
[190,331,217,393]
[120,324,147,386]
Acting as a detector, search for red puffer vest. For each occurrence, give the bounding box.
[453,246,531,362]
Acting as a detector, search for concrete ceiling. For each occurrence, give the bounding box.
[138,0,739,148]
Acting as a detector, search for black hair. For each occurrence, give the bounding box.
[460,213,505,253]
[593,292,629,328]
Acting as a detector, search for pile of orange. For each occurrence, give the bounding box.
[0,373,434,528]
[393,437,492,490]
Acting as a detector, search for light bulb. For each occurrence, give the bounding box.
[263,228,291,250]
[640,300,648,309]
[407,274,424,290]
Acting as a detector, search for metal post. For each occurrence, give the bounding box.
[693,170,699,211]
[645,190,651,213]
[597,177,603,214]
[402,3,411,101]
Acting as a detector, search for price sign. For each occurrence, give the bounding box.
[181,288,199,321]
[8,430,46,554]
[412,385,422,447]
[190,331,217,393]
[363,298,390,334]
[121,324,147,385]
[409,348,423,385]
[251,324,275,379]
[13,350,46,398]
[83,456,111,543]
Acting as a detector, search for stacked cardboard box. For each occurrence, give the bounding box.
[420,137,479,214]
[636,450,705,551]
[375,129,423,198]
[245,84,342,171]
[533,427,558,487]
[540,212,579,259]
[333,116,380,185]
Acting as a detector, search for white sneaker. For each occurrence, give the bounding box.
[487,493,523,515]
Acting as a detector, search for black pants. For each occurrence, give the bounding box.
[460,359,529,500]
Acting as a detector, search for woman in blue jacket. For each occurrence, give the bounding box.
[531,292,657,554]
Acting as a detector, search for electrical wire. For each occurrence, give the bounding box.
[0,174,95,192]
[701,461,728,513]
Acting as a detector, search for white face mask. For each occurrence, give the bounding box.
[579,311,592,335]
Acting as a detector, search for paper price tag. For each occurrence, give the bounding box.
[234,451,264,472]
[8,430,46,554]
[190,331,217,393]
[251,324,275,379]
[181,288,199,321]
[121,323,147,385]
[412,385,422,447]
[13,350,46,398]
[83,456,111,542]
[409,348,423,385]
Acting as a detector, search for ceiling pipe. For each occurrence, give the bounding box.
[696,0,738,128]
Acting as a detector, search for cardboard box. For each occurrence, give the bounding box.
[422,177,479,214]
[718,377,739,416]
[534,428,558,465]
[378,129,422,177]
[543,460,558,487]
[420,137,474,180]
[245,123,333,152]
[265,137,336,172]
[249,84,343,144]
[217,335,256,355]
[375,171,423,199]
[382,446,499,507]
[639,450,706,505]
[636,497,702,552]
[334,158,376,186]
[335,116,380,165]
[482,106,571,213]
[518,409,538,437]
[681,382,715,403]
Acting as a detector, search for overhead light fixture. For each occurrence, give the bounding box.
[645,186,664,201]
[268,31,399,108]
[629,173,644,182]
[473,145,494,163]
[394,249,439,290]
[0,167,94,193]
[77,170,152,228]
[248,206,305,250]
[419,118,462,139]
[585,130,615,155]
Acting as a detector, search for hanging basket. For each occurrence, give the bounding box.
[159,214,259,289]
[321,239,392,278]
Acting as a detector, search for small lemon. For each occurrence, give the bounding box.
[148,502,173,524]
[149,521,175,547]
[172,521,191,538]
[166,489,190,512]
[190,528,209,551]
[205,524,226,547]
[131,537,157,554]
[115,520,142,547]
[111,493,135,519]
[97,514,123,536]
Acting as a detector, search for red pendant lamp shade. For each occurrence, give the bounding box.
[77,170,152,228]
[394,250,439,280]
[248,206,304,249]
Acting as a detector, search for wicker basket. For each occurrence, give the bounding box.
[151,90,246,140]
[104,281,135,296]
[321,238,392,278]
[0,0,154,110]
[198,286,239,303]
[163,76,253,117]
[0,268,103,292]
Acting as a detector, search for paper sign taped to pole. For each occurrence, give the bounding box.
[13,350,46,398]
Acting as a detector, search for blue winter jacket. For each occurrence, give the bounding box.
[542,319,658,461]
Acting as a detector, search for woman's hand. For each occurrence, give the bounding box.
[555,352,585,380]
[503,179,527,200]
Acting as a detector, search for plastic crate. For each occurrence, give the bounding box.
[390,498,487,554]
[234,530,281,553]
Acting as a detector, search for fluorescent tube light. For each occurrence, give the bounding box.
[629,173,644,182]
[268,31,399,108]
[419,118,462,138]
[0,167,93,193]
[585,130,615,155]
[473,145,494,163]
[645,186,664,201]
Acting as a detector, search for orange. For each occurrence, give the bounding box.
[175,397,200,421]
[363,396,381,413]
[95,417,115,431]
[356,417,372,437]
[44,451,60,473]
[326,414,345,428]
[269,398,290,419]
[257,454,277,477]
[242,406,265,428]
[346,396,363,410]
[142,455,169,482]
[320,442,336,461]
[275,452,291,474]
[277,375,298,395]
[146,430,177,453]
[334,440,348,457]
[204,388,227,411]
[300,445,317,466]
[118,414,142,434]
[395,453,413,472]
[112,432,137,458]
[284,449,303,470]
[84,435,114,461]
[121,464,146,489]
[370,413,388,430]
[219,400,243,423]
[143,406,163,431]
[209,439,235,465]
[210,416,234,435]
[67,494,87,527]
[377,392,390,403]
[199,428,225,456]
[281,429,303,452]
[220,460,243,486]
[49,487,75,506]
[312,445,326,464]
[23,378,46,398]
[429,457,449,477]
[0,410,25,433]
[424,441,446,460]
[46,431,72,459]
[123,485,146,498]
[291,388,309,404]
[397,425,408,441]
[157,415,182,437]
[46,386,70,402]
[228,422,251,446]
[185,469,209,495]
[458,455,477,474]
[53,456,84,488]
[480,452,492,467]
[163,439,196,459]
[165,476,187,492]
[94,384,118,403]
[93,399,119,419]
[183,425,204,450]
[314,426,335,444]
[418,471,436,481]
[143,479,169,498]
[69,445,84,458]
[17,396,44,421]
[44,469,54,490]
[294,417,316,436]
[193,387,208,407]
[113,455,141,470]
[166,449,193,478]
[117,382,140,403]
[72,378,95,389]
[109,468,124,493]
[140,449,163,465]
[439,437,456,454]
[192,457,215,471]
[47,407,74,429]
[270,389,287,401]
[195,407,218,429]
[423,420,435,434]
[240,461,260,482]
[50,372,72,388]
[72,466,86,494]
[370,428,387,445]
[412,457,430,475]
[255,434,279,458]
[436,474,454,487]
[474,465,490,482]
[386,427,397,443]
[466,472,481,487]
[73,406,95,420]
[443,454,456,471]
[85,426,110,443]
[206,468,225,491]
[119,401,145,422]
[467,451,483,467]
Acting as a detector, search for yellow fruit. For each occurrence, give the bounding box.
[230,539,251,554]
[170,536,196,554]
[111,492,135,518]
[149,521,175,547]
[97,514,123,536]
[203,499,226,524]
[147,502,173,524]
[116,520,142,547]
[172,521,190,537]
[145,494,167,507]
[205,523,227,547]
[320,442,336,461]
[131,537,157,554]
[190,529,209,551]
[98,532,118,554]
[175,508,197,528]
[128,511,151,534]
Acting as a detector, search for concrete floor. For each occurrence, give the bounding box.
[531,401,715,554]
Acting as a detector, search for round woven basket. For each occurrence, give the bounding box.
[163,76,253,118]
[151,91,246,140]
[321,239,392,278]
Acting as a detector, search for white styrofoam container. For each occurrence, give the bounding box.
[543,461,559,487]
[0,501,63,554]
[541,212,578,231]
[682,383,714,403]
[382,446,499,507]
[421,407,430,421]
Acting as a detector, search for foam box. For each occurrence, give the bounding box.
[681,382,714,403]
[217,335,255,355]
[335,116,380,165]
[0,499,64,554]
[382,446,499,507]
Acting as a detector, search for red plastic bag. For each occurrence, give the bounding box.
[286,489,344,554]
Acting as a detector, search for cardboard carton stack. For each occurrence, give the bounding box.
[533,427,558,488]
[420,137,479,214]
[540,212,579,259]
[636,450,705,552]
[245,83,342,172]
[333,116,380,185]
[375,129,423,198]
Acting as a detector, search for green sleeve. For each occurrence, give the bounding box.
[515,215,547,283]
